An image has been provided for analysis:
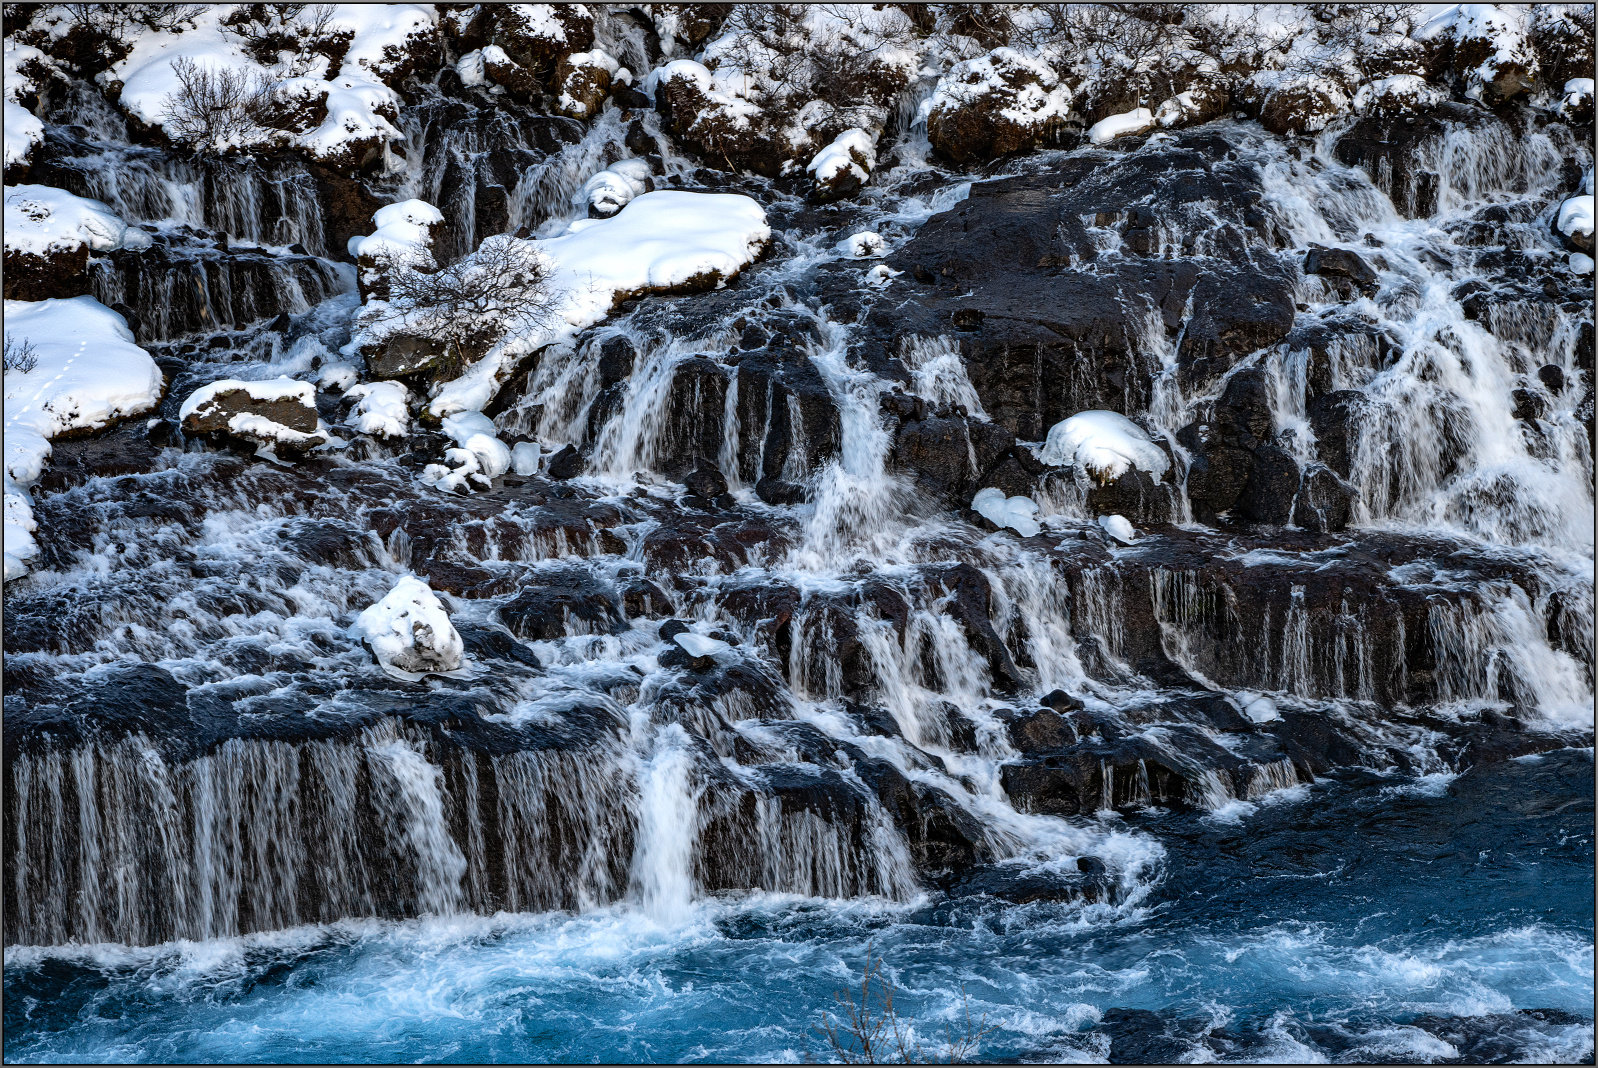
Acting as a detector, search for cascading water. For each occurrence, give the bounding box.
[3,6,1592,1063]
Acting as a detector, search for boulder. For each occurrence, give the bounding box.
[178,378,328,458]
[926,48,1070,163]
[1304,245,1378,290]
[352,575,464,679]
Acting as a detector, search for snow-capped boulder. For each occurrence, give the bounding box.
[1352,74,1449,117]
[925,49,1070,163]
[555,49,616,120]
[840,231,885,258]
[807,128,875,202]
[1560,77,1595,126]
[4,296,164,582]
[441,410,511,479]
[353,574,465,679]
[654,59,794,178]
[179,377,329,459]
[1041,411,1170,483]
[1153,78,1230,130]
[1089,107,1155,145]
[580,159,653,217]
[3,186,149,301]
[1098,514,1137,545]
[348,199,444,299]
[1253,74,1351,136]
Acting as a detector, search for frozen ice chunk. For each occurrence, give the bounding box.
[512,441,542,476]
[972,487,1041,537]
[675,632,730,658]
[1235,691,1280,724]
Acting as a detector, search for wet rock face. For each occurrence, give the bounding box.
[873,132,1296,443]
[3,246,90,301]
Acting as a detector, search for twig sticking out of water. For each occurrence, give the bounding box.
[815,948,991,1064]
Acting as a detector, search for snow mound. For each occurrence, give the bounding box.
[3,186,148,256]
[345,381,410,438]
[4,297,164,581]
[317,361,359,391]
[426,190,768,418]
[1098,514,1137,545]
[578,158,653,216]
[1089,107,1155,145]
[3,41,45,170]
[441,410,510,479]
[1041,411,1170,481]
[1569,253,1594,275]
[352,574,465,680]
[972,487,1040,538]
[1557,195,1593,240]
[349,199,443,261]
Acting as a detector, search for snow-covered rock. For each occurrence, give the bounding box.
[344,381,410,438]
[1561,77,1595,125]
[579,158,653,217]
[420,191,769,419]
[4,296,164,581]
[317,361,359,391]
[179,377,329,459]
[4,41,48,176]
[1252,73,1351,136]
[807,128,875,202]
[925,48,1071,163]
[3,186,149,301]
[1098,514,1137,545]
[1352,74,1448,116]
[972,487,1041,538]
[352,574,465,680]
[1557,194,1594,253]
[1089,107,1155,145]
[1153,79,1230,130]
[840,231,884,259]
[1419,3,1536,104]
[1569,253,1595,275]
[1041,411,1170,482]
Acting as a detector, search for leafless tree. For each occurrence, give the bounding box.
[160,56,273,155]
[4,335,39,375]
[379,237,557,362]
[815,948,992,1064]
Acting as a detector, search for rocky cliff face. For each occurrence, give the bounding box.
[2,4,1592,948]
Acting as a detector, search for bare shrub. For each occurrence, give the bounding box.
[221,3,341,73]
[815,949,992,1064]
[379,237,558,363]
[161,56,274,155]
[61,3,204,36]
[4,335,39,375]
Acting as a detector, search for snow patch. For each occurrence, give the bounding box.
[425,191,768,418]
[578,158,652,216]
[4,186,147,256]
[4,297,163,581]
[807,128,875,184]
[1089,107,1155,145]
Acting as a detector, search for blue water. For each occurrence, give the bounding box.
[5,751,1592,1064]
